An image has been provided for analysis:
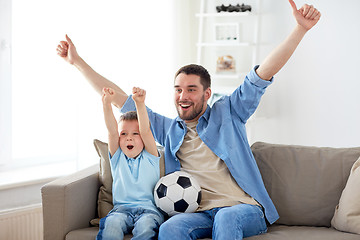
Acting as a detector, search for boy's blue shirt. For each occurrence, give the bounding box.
[120,65,280,224]
[109,148,160,214]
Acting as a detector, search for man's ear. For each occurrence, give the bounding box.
[204,87,212,101]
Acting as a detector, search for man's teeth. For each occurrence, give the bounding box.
[180,104,191,108]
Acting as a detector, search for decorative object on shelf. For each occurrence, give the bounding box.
[214,23,239,42]
[216,3,252,13]
[216,55,236,73]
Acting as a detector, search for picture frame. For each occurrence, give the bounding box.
[214,23,239,43]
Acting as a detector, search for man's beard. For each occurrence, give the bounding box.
[176,95,205,121]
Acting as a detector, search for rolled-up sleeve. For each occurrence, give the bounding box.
[248,65,274,88]
[120,95,136,113]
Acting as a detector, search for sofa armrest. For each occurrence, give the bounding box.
[41,164,100,240]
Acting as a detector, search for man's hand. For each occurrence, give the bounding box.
[289,0,321,31]
[256,1,321,80]
[56,35,80,65]
[132,87,146,104]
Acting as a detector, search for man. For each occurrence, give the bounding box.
[57,0,320,239]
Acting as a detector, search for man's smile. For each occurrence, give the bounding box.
[179,102,193,110]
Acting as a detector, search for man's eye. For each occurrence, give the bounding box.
[188,89,195,92]
[175,89,182,93]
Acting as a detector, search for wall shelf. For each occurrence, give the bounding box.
[212,72,247,80]
[197,42,253,47]
[196,0,261,94]
[196,12,254,18]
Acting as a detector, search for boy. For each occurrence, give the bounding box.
[99,86,163,240]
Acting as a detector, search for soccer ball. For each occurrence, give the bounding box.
[154,171,202,216]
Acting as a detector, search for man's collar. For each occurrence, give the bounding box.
[201,105,211,122]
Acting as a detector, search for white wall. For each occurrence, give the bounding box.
[178,0,360,148]
[246,0,360,147]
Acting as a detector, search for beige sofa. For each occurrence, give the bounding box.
[41,141,360,240]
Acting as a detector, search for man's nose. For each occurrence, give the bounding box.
[179,91,188,100]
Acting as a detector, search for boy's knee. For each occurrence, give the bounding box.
[137,213,162,229]
[105,214,127,231]
[98,215,127,240]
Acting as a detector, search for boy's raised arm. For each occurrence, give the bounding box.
[255,0,321,81]
[102,88,120,156]
[57,35,128,109]
[132,87,159,157]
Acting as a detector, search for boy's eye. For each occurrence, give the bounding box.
[120,132,126,136]
[133,132,139,135]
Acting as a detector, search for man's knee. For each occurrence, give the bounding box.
[159,213,212,240]
[158,215,189,240]
[213,205,267,239]
[215,204,262,223]
[159,219,176,238]
[214,207,237,225]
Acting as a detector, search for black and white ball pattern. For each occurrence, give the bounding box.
[154,171,202,216]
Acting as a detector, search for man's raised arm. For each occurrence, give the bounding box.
[256,0,321,81]
[57,35,128,109]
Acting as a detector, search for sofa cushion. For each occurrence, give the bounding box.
[93,139,113,222]
[251,142,360,227]
[64,225,360,240]
[331,157,360,234]
[247,225,360,240]
[91,139,165,226]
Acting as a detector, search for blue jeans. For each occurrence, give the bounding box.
[158,204,267,240]
[97,206,164,240]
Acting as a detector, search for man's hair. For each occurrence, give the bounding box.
[175,64,211,90]
[119,111,138,122]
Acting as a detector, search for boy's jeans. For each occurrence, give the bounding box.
[97,206,164,240]
[159,204,267,240]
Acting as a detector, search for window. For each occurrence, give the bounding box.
[0,0,175,183]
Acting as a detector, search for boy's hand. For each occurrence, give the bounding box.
[289,0,321,31]
[132,87,146,104]
[56,35,80,65]
[102,87,116,106]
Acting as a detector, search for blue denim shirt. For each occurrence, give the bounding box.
[121,66,279,224]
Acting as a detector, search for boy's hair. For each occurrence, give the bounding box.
[175,64,211,90]
[119,111,138,122]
